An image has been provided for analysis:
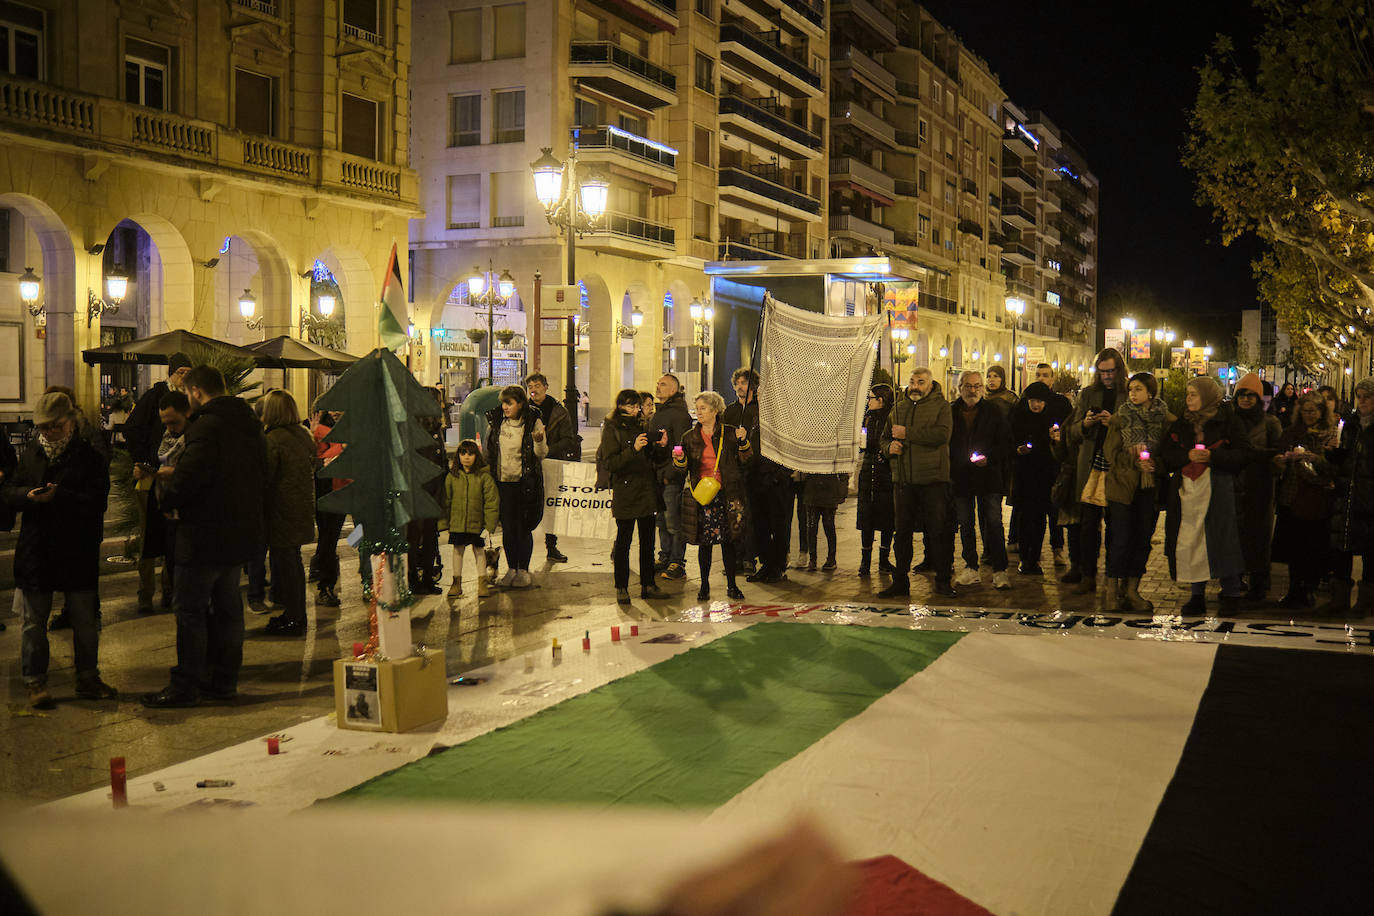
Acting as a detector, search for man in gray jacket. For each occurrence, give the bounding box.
[878,368,957,598]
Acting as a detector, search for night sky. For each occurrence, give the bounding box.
[924,0,1263,329]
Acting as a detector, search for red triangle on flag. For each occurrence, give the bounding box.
[846,855,993,916]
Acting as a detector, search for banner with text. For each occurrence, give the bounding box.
[537,459,616,540]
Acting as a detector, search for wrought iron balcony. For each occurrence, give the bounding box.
[572,126,677,169]
[569,42,677,108]
[718,166,822,216]
[718,94,823,151]
[719,23,822,91]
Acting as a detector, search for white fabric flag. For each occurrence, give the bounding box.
[536,460,616,540]
[757,296,882,473]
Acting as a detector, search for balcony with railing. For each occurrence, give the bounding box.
[830,211,895,245]
[1000,162,1037,191]
[961,177,978,197]
[718,235,806,260]
[0,74,415,203]
[1002,126,1036,156]
[833,0,898,44]
[233,0,280,15]
[585,0,680,30]
[718,165,822,218]
[832,101,896,146]
[999,239,1035,264]
[569,42,677,109]
[571,125,677,191]
[918,292,958,314]
[718,93,823,153]
[895,79,919,100]
[830,156,896,199]
[719,23,823,95]
[957,218,984,239]
[894,128,920,149]
[834,45,897,98]
[1000,199,1036,229]
[894,178,918,198]
[582,211,676,256]
[778,0,825,29]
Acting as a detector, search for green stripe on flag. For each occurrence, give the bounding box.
[328,623,963,806]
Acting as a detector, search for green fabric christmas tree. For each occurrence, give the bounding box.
[316,348,443,597]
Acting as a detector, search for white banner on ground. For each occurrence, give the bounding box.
[538,460,616,540]
[757,295,883,473]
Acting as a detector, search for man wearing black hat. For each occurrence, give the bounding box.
[125,352,193,614]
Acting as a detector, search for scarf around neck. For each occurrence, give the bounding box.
[1117,396,1169,448]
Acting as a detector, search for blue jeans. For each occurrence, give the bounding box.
[171,564,245,697]
[21,589,100,685]
[1106,490,1159,578]
[657,481,686,565]
[956,492,1008,572]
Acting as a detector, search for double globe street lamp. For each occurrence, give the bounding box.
[530,146,610,431]
[466,263,517,387]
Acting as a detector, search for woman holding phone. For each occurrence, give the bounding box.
[598,388,670,603]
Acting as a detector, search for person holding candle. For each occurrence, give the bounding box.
[1159,376,1252,615]
[1012,382,1065,575]
[1062,348,1131,594]
[1103,372,1173,610]
[484,385,548,588]
[1271,393,1338,608]
[598,388,670,603]
[949,371,1013,589]
[1326,376,1374,615]
[1232,372,1284,601]
[856,384,896,576]
[673,391,751,601]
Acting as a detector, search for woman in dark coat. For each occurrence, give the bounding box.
[1010,382,1061,576]
[3,392,113,708]
[1158,376,1252,616]
[1268,381,1298,428]
[1327,375,1374,615]
[1232,373,1283,600]
[484,385,547,588]
[598,388,669,603]
[1271,393,1338,609]
[672,390,751,601]
[856,384,894,575]
[260,391,317,636]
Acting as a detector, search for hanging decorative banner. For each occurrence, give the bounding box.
[538,460,615,540]
[1129,330,1153,361]
[883,283,919,329]
[1171,347,1187,369]
[1103,328,1127,353]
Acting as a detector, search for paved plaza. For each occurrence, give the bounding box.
[0,500,1356,805]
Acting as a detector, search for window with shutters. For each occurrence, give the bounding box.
[0,1,44,79]
[235,68,275,137]
[448,94,480,146]
[693,201,712,241]
[340,92,381,159]
[490,171,525,227]
[492,4,525,59]
[447,174,481,229]
[449,9,480,63]
[492,89,524,143]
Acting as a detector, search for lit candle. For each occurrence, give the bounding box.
[1139,449,1151,460]
[970,451,984,463]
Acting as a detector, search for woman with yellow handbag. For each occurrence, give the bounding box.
[672,391,752,602]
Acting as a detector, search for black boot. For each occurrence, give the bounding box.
[858,549,872,577]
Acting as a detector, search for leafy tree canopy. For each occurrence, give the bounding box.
[1184,0,1374,372]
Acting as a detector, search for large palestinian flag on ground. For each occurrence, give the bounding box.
[328,620,1374,914]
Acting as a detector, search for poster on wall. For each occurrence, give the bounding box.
[0,323,22,401]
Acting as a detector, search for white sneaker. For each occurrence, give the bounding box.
[497,569,517,587]
[514,570,533,588]
[992,570,1012,590]
[955,567,981,586]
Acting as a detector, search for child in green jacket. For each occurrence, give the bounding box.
[440,439,499,597]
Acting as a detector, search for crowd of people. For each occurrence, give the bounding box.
[6,344,1374,711]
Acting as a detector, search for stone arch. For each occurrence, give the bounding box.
[221,229,293,342]
[0,192,79,394]
[662,277,695,378]
[914,331,929,367]
[624,280,655,392]
[94,211,196,334]
[580,272,614,422]
[951,337,964,367]
[308,246,376,352]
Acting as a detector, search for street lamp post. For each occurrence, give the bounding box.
[1005,297,1026,391]
[531,146,609,432]
[467,262,516,387]
[689,296,714,392]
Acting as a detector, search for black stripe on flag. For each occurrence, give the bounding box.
[1113,645,1374,914]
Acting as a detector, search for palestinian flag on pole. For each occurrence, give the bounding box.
[378,242,408,353]
[329,622,1374,913]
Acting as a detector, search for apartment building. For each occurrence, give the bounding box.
[821,2,1096,389]
[409,0,827,415]
[0,0,419,414]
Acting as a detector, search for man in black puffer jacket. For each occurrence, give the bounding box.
[142,366,267,708]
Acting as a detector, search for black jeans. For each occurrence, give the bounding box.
[1016,487,1053,567]
[314,510,346,590]
[806,507,837,559]
[498,481,534,570]
[893,482,955,586]
[751,474,795,573]
[1105,489,1158,579]
[170,563,245,698]
[614,515,655,589]
[698,541,738,587]
[955,492,1007,572]
[1078,502,1106,576]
